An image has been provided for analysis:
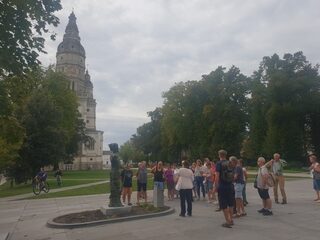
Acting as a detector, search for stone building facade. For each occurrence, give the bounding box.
[56,12,104,170]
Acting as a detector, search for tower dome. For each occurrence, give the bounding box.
[56,12,85,57]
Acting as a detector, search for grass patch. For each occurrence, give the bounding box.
[29,178,155,199]
[0,170,111,198]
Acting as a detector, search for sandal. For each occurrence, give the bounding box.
[234,214,241,218]
[241,213,247,217]
[222,223,232,228]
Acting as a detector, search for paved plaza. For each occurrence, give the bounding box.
[0,178,319,240]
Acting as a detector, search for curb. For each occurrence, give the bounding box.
[47,207,175,229]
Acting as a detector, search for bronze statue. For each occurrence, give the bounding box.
[108,143,123,207]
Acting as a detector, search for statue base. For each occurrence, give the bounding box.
[100,205,132,216]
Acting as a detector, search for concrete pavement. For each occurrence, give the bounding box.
[0,178,319,240]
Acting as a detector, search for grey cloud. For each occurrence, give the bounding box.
[39,0,320,147]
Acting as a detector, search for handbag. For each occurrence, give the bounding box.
[253,175,258,189]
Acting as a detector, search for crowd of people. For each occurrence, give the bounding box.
[118,151,320,228]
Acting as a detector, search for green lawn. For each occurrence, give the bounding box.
[28,178,155,199]
[0,170,110,198]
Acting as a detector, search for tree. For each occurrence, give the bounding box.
[1,69,85,182]
[0,0,62,77]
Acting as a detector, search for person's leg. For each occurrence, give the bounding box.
[186,189,192,216]
[222,208,232,224]
[137,183,141,205]
[128,187,132,204]
[196,177,201,199]
[273,176,279,203]
[122,187,126,203]
[243,182,248,204]
[179,189,186,216]
[278,176,287,203]
[200,177,206,198]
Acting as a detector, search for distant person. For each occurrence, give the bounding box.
[121,163,133,206]
[309,154,320,202]
[176,160,194,217]
[215,150,235,228]
[256,157,273,216]
[204,162,214,203]
[194,159,205,200]
[136,161,148,205]
[232,157,246,217]
[35,167,47,184]
[54,168,63,187]
[240,159,248,205]
[191,162,198,198]
[269,153,287,204]
[164,164,175,200]
[151,161,165,190]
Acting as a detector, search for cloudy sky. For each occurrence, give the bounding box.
[39,0,320,149]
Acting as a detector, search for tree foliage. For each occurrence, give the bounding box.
[0,69,85,182]
[0,0,62,77]
[129,52,320,166]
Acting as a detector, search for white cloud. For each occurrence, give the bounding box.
[39,0,320,148]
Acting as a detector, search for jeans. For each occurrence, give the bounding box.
[195,176,205,198]
[154,181,164,190]
[179,189,192,216]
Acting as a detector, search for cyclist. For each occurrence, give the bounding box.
[35,167,48,188]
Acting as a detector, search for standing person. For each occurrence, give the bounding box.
[231,157,246,217]
[256,157,273,216]
[194,159,205,200]
[176,160,194,217]
[54,168,63,187]
[152,161,165,190]
[215,150,235,228]
[204,162,214,203]
[269,153,287,204]
[309,154,320,202]
[120,163,133,206]
[165,164,175,200]
[191,162,198,198]
[240,159,249,206]
[137,161,148,205]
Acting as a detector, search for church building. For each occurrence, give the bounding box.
[56,12,104,170]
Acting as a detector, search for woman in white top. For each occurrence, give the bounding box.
[176,160,194,217]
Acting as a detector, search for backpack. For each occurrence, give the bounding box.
[220,160,234,183]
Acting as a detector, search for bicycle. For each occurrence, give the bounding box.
[32,179,50,195]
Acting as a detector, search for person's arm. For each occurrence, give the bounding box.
[243,168,248,180]
[264,159,274,168]
[314,163,320,172]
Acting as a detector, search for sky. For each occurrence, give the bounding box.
[39,0,320,149]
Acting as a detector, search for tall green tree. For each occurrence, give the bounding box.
[0,0,62,77]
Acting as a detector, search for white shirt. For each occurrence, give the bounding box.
[257,166,269,189]
[177,168,194,189]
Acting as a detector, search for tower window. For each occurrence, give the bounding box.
[72,45,74,48]
[86,120,89,123]
[87,109,90,112]
[60,56,63,60]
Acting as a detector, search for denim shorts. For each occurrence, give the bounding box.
[154,181,164,190]
[313,179,320,191]
[234,183,244,199]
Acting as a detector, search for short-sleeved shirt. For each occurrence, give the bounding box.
[154,169,164,182]
[164,169,174,183]
[121,169,133,187]
[216,160,233,188]
[37,171,47,181]
[257,166,269,189]
[234,166,244,184]
[272,161,283,176]
[137,167,148,184]
[203,167,213,182]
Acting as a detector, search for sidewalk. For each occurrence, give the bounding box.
[1,178,319,240]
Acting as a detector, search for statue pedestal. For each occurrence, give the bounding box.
[100,206,132,216]
[153,185,164,208]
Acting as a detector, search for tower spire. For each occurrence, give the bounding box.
[64,11,80,41]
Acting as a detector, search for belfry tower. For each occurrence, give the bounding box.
[56,12,104,170]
